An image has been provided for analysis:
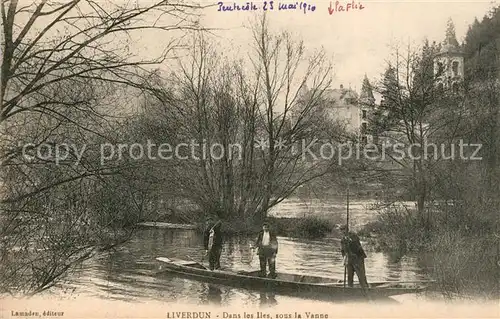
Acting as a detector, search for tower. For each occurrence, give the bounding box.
[359,74,375,143]
[434,19,464,92]
[359,74,375,106]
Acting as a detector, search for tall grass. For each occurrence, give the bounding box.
[429,232,498,298]
[274,216,338,239]
[187,215,338,239]
[363,204,499,299]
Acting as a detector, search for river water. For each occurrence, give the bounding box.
[50,198,432,307]
[57,228,430,307]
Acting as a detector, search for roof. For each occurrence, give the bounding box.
[436,43,464,56]
[323,88,358,107]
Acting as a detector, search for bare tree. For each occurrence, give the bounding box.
[1,0,204,122]
[0,0,203,294]
[138,15,342,225]
[369,41,467,218]
[249,15,335,220]
[0,96,153,294]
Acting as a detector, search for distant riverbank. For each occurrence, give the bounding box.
[139,197,384,239]
[137,216,343,239]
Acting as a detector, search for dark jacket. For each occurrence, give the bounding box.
[254,230,278,255]
[341,231,367,260]
[203,222,223,250]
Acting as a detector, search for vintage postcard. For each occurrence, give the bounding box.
[1,0,499,318]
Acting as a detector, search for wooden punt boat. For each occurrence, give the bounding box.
[156,257,431,301]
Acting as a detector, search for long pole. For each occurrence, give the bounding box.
[347,184,350,232]
[343,183,350,288]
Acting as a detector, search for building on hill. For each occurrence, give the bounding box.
[302,77,377,143]
[299,75,376,143]
[434,19,465,92]
[322,84,361,136]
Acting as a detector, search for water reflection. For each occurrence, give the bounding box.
[199,284,222,305]
[61,228,429,306]
[259,291,278,308]
[386,255,402,282]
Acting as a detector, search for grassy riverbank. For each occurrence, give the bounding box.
[360,204,499,299]
[203,215,341,239]
[145,210,342,239]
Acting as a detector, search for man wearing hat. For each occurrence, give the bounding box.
[340,224,368,288]
[252,221,278,278]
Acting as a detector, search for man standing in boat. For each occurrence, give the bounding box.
[252,221,278,279]
[340,224,369,288]
[203,216,223,270]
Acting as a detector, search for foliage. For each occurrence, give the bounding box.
[463,6,500,82]
[364,11,500,299]
[367,39,456,217]
[130,17,345,225]
[429,232,498,298]
[268,216,337,239]
[0,0,202,295]
[366,203,498,298]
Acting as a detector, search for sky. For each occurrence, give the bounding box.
[195,0,498,92]
[7,0,499,102]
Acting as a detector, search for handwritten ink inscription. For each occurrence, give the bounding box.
[217,2,259,11]
[327,1,364,14]
[217,2,317,14]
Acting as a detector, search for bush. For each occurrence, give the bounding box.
[292,216,335,238]
[363,202,500,299]
[269,216,336,239]
[429,232,499,299]
[363,206,430,255]
[194,216,336,239]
